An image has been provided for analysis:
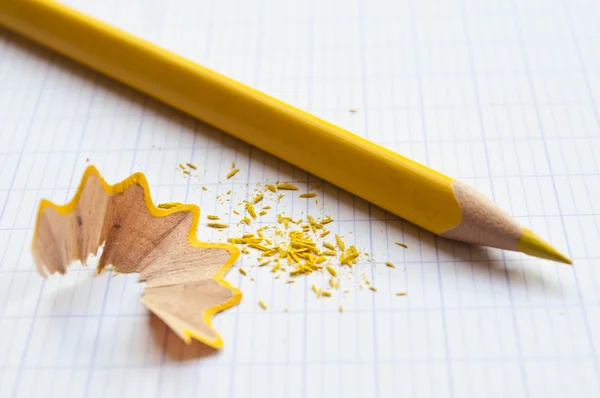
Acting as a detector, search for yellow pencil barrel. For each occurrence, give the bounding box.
[0,0,463,235]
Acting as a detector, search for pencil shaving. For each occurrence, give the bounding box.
[31,166,241,349]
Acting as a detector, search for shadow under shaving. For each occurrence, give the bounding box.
[40,267,219,362]
[148,313,218,361]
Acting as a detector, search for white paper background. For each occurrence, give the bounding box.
[1,0,600,397]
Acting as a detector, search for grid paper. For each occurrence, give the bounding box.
[1,0,600,397]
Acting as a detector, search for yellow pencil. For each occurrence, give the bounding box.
[0,0,571,264]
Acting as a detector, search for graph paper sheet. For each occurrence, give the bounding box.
[1,0,600,397]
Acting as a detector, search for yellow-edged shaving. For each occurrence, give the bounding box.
[31,165,241,349]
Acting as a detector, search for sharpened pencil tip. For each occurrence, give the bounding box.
[517,228,573,265]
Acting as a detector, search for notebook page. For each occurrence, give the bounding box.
[1,0,599,397]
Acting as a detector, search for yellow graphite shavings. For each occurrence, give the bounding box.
[311,284,318,294]
[207,223,228,229]
[245,202,257,219]
[239,268,247,276]
[276,183,298,190]
[266,184,276,192]
[307,215,322,232]
[252,193,264,204]
[340,246,359,266]
[271,261,281,273]
[158,202,183,209]
[175,161,409,301]
[323,242,336,251]
[320,216,333,225]
[259,258,271,267]
[259,300,268,310]
[395,242,408,248]
[335,234,345,251]
[385,261,395,268]
[227,169,240,179]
